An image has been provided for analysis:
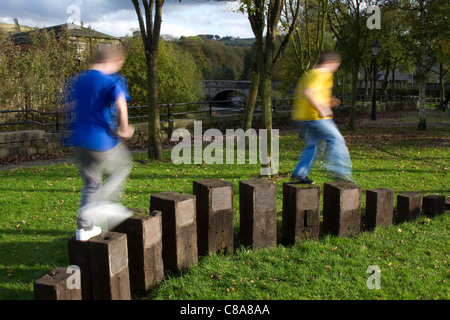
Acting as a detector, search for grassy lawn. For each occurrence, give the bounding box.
[0,110,449,300]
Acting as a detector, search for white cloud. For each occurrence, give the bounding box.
[87,9,138,36]
[0,0,252,38]
[160,1,252,38]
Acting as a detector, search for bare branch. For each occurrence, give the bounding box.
[131,0,148,49]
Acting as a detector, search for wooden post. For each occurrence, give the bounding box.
[125,210,164,292]
[150,192,198,274]
[422,194,445,217]
[396,192,421,223]
[68,237,92,300]
[282,183,320,243]
[239,179,277,249]
[88,232,131,300]
[34,267,81,300]
[323,182,361,237]
[365,188,394,229]
[193,179,234,255]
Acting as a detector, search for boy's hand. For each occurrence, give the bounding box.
[330,96,341,107]
[116,125,135,140]
[319,108,333,118]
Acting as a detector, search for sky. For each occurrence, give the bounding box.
[0,0,254,38]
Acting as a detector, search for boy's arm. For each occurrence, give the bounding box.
[65,101,76,113]
[115,93,135,139]
[304,88,333,118]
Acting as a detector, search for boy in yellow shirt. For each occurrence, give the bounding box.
[291,50,352,183]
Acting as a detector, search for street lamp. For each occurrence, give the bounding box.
[371,39,381,120]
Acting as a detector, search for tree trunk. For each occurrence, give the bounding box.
[417,1,428,131]
[243,0,298,176]
[365,67,369,97]
[417,82,427,130]
[131,0,164,160]
[260,72,272,130]
[382,61,391,98]
[439,62,444,103]
[242,66,260,131]
[260,70,274,177]
[147,55,163,160]
[392,68,396,101]
[348,66,359,130]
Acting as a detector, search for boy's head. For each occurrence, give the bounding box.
[317,50,341,73]
[93,45,125,73]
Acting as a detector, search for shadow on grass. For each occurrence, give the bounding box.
[0,234,72,300]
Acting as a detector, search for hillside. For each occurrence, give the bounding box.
[0,22,35,34]
[196,34,255,47]
[219,37,255,47]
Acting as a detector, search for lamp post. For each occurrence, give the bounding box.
[371,39,381,120]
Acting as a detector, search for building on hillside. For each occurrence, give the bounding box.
[10,23,120,54]
[358,66,449,98]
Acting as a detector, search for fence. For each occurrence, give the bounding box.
[0,98,294,133]
[0,94,438,133]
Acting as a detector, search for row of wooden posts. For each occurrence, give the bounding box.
[33,178,447,300]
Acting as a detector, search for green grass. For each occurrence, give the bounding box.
[0,110,449,300]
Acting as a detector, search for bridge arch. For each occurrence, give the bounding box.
[202,80,281,102]
[203,80,250,101]
[211,90,247,102]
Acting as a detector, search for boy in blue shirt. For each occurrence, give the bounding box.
[67,46,135,241]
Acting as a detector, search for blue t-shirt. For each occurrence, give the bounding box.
[68,70,128,152]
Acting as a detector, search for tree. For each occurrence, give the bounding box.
[177,36,209,75]
[239,0,301,176]
[240,0,301,125]
[291,0,331,75]
[176,36,249,81]
[0,29,20,111]
[131,0,164,160]
[157,40,205,104]
[277,0,334,91]
[328,0,373,130]
[387,0,447,130]
[427,0,449,103]
[374,6,415,99]
[405,0,433,130]
[121,35,204,106]
[15,27,80,112]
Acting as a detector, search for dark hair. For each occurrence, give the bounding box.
[317,50,341,64]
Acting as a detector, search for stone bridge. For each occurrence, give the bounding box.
[203,80,281,101]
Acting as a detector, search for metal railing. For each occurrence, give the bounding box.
[0,98,295,133]
[0,95,439,133]
[0,108,68,133]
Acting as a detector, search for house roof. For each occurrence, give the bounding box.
[10,23,118,45]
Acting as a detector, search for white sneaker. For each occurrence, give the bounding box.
[76,226,102,241]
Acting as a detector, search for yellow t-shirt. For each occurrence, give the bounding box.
[292,69,333,121]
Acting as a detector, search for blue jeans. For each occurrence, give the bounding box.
[292,119,352,179]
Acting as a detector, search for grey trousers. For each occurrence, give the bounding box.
[75,142,132,230]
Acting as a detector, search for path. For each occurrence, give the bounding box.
[1,109,448,172]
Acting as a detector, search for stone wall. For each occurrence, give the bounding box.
[0,130,71,159]
[0,101,418,160]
